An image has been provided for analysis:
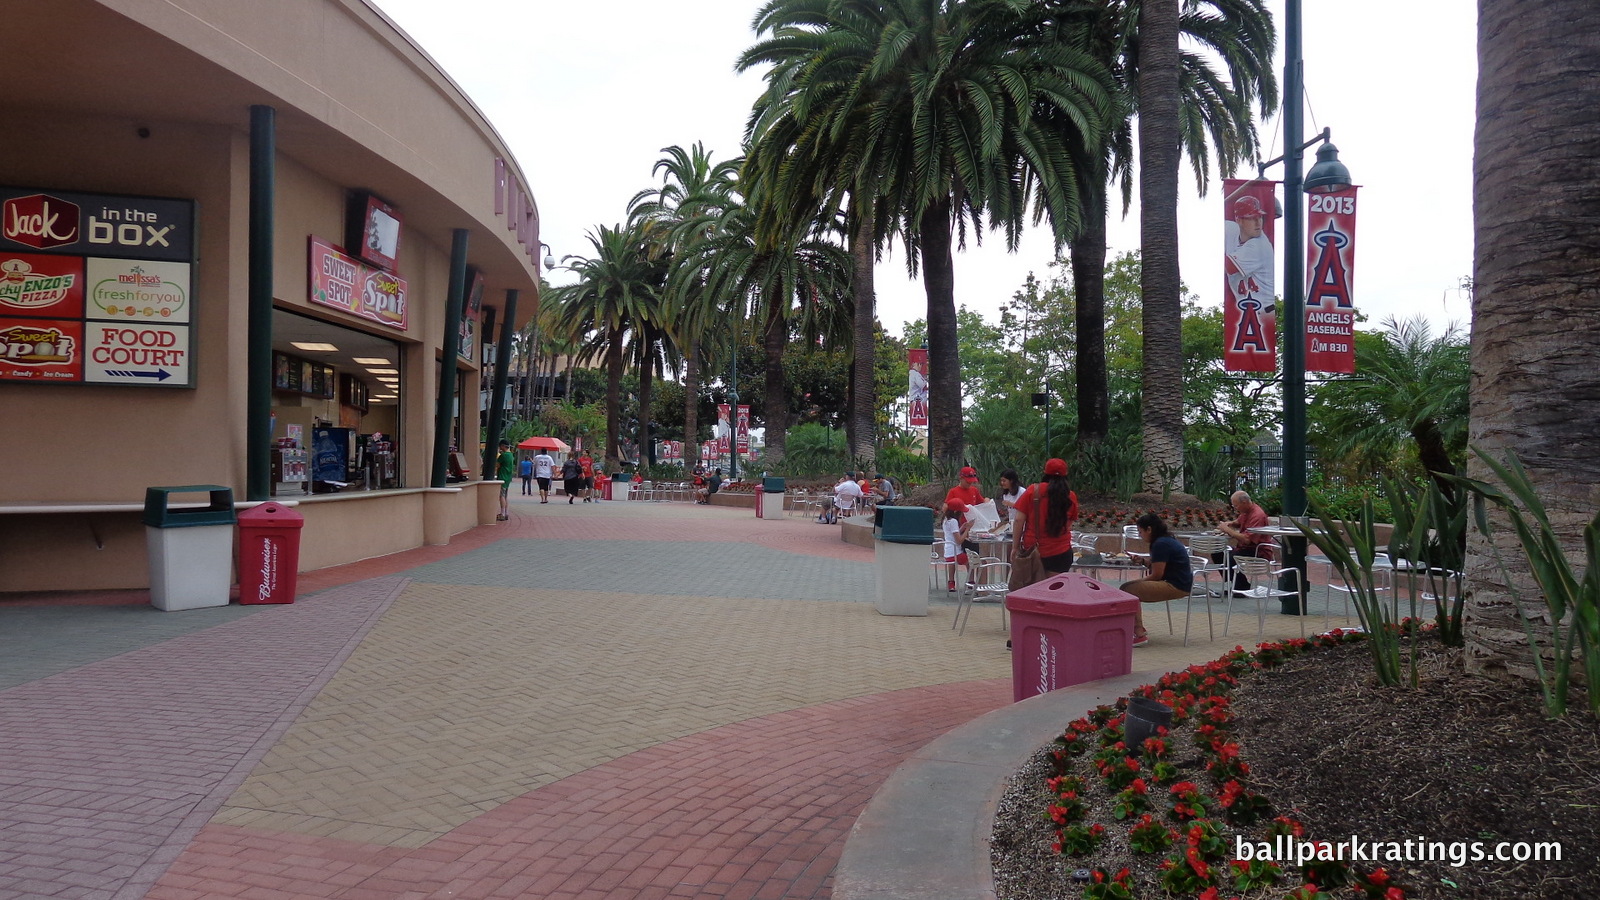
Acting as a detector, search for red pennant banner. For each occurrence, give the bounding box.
[1304,187,1359,374]
[1222,179,1279,372]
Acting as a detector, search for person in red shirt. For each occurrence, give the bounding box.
[1216,489,1273,589]
[1009,458,1079,575]
[944,466,986,555]
[578,452,595,502]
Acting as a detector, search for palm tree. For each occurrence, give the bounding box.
[633,143,744,469]
[690,195,854,465]
[545,222,662,470]
[1062,0,1276,446]
[1466,0,1600,683]
[739,0,1117,470]
[1307,317,1468,490]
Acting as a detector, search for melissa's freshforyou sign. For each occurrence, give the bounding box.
[308,236,408,330]
[0,187,196,386]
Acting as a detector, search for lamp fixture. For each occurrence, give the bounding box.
[290,342,339,352]
[539,242,556,272]
[366,367,399,375]
[1303,142,1353,194]
[352,357,392,366]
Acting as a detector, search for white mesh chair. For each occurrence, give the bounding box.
[1181,555,1217,644]
[1229,555,1306,639]
[955,559,1011,635]
[1187,534,1232,597]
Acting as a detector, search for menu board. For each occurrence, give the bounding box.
[0,187,195,386]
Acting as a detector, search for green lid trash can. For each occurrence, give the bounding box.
[143,485,237,611]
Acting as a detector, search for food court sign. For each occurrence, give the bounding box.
[0,187,196,387]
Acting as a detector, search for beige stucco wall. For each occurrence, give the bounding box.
[0,0,538,593]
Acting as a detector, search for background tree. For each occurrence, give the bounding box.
[1307,317,1469,489]
[740,0,1116,471]
[546,222,663,469]
[1467,0,1600,682]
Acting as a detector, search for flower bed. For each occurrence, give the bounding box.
[1013,632,1397,900]
[993,631,1600,899]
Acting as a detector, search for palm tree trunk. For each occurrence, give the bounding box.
[1137,0,1185,492]
[848,201,878,470]
[920,199,964,470]
[915,199,960,470]
[639,324,657,467]
[762,291,788,464]
[1465,0,1600,682]
[1071,181,1111,445]
[684,333,701,468]
[604,329,625,470]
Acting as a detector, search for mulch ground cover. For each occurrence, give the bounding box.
[992,633,1600,899]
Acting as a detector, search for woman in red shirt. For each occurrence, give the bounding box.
[1009,458,1079,575]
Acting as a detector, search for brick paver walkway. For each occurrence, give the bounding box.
[0,495,1327,899]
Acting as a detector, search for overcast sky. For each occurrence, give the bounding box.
[371,0,1476,341]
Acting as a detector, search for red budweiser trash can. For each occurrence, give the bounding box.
[1005,573,1137,702]
[237,502,304,604]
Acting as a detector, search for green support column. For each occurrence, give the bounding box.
[482,290,518,477]
[431,229,469,488]
[246,105,275,502]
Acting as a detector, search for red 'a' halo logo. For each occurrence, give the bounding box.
[3,194,82,249]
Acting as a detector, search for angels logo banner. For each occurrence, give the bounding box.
[907,348,929,427]
[736,405,750,454]
[1222,179,1278,373]
[1303,187,1359,374]
[716,403,731,455]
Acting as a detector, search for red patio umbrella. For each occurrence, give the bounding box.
[517,436,571,452]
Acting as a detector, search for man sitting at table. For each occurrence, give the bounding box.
[1215,489,1274,590]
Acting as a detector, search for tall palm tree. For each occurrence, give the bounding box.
[1466,0,1600,682]
[545,222,662,470]
[1137,0,1184,491]
[633,143,744,469]
[690,195,854,464]
[740,0,1117,470]
[1061,0,1276,445]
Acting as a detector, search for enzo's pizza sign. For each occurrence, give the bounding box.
[0,187,196,387]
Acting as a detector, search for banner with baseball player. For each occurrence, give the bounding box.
[716,403,732,455]
[1303,186,1360,374]
[735,404,750,454]
[1222,179,1278,373]
[907,348,929,427]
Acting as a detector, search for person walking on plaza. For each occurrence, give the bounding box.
[532,450,555,503]
[561,455,583,504]
[1009,458,1079,576]
[578,450,595,502]
[518,455,533,496]
[1216,489,1273,590]
[495,440,515,521]
[1120,513,1192,648]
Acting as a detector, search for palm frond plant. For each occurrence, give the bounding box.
[1298,496,1414,687]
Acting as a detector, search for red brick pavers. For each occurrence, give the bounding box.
[149,679,1011,900]
[3,502,1007,900]
[0,577,407,900]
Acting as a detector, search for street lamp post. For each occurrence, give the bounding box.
[1272,0,1354,606]
[1032,391,1051,461]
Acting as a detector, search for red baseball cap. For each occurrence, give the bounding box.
[947,499,969,513]
[1044,458,1068,476]
[959,466,978,480]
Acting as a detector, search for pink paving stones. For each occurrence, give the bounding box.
[147,679,1010,900]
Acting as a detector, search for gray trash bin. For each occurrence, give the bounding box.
[874,506,935,616]
[143,485,237,611]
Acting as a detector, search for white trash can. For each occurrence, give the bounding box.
[144,485,237,611]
